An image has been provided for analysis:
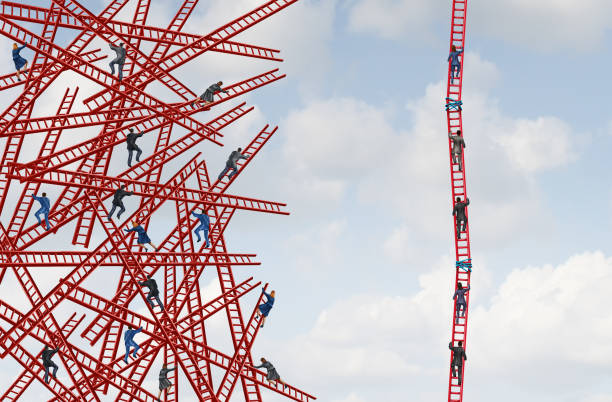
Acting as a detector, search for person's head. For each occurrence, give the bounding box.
[202,209,206,214]
[270,290,275,297]
[456,197,461,203]
[218,81,223,86]
[456,130,462,136]
[458,341,463,347]
[128,325,132,330]
[457,283,463,290]
[132,220,138,227]
[42,192,46,197]
[147,274,152,280]
[237,147,242,152]
[120,42,124,47]
[120,184,125,190]
[129,128,134,133]
[163,363,167,369]
[260,357,266,363]
[12,43,18,50]
[452,45,457,52]
[44,345,49,350]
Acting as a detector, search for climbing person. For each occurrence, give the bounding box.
[218,147,249,181]
[449,340,467,385]
[453,282,470,324]
[452,197,470,240]
[125,221,158,251]
[449,130,466,171]
[138,274,164,311]
[41,345,59,384]
[447,45,464,84]
[157,364,175,401]
[108,185,133,220]
[191,208,210,247]
[12,43,28,81]
[126,128,144,167]
[109,42,127,81]
[192,81,228,108]
[32,192,51,230]
[257,288,275,328]
[123,325,142,363]
[253,358,287,389]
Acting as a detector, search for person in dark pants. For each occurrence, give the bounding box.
[218,148,249,181]
[449,130,466,171]
[192,81,228,108]
[453,282,470,324]
[447,45,464,84]
[32,193,51,230]
[257,288,275,328]
[157,364,175,401]
[126,128,144,167]
[109,42,127,81]
[123,326,142,363]
[12,43,28,81]
[452,197,470,240]
[253,358,287,389]
[108,185,133,220]
[191,209,210,247]
[139,275,164,310]
[41,345,59,384]
[449,340,467,385]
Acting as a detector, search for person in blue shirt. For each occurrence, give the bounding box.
[453,282,470,324]
[12,43,28,81]
[447,45,464,84]
[123,325,142,363]
[191,209,210,247]
[257,288,275,328]
[125,220,158,251]
[32,192,51,230]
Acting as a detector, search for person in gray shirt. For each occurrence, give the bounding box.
[449,130,466,171]
[157,364,175,401]
[109,42,126,81]
[253,358,287,389]
[218,147,249,181]
[192,81,228,108]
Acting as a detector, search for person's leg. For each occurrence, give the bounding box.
[118,63,124,81]
[108,204,117,220]
[155,296,164,311]
[44,212,50,230]
[228,166,238,179]
[458,153,463,171]
[109,60,116,75]
[132,341,140,357]
[51,362,58,378]
[128,149,133,167]
[457,363,463,384]
[117,203,126,219]
[204,229,210,247]
[455,304,461,323]
[44,365,50,383]
[194,224,203,242]
[462,216,468,232]
[136,147,142,162]
[451,362,457,378]
[34,207,43,224]
[125,344,131,362]
[455,217,461,239]
[260,316,266,328]
[147,293,156,307]
[218,166,230,180]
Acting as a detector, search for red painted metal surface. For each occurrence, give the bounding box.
[0,1,315,400]
[445,1,471,402]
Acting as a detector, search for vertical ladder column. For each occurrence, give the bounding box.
[446,1,471,402]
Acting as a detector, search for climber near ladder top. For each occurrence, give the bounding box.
[123,326,142,363]
[41,345,59,384]
[218,147,249,181]
[108,185,133,220]
[453,282,470,324]
[126,128,144,167]
[448,45,464,84]
[12,43,28,81]
[139,274,164,311]
[449,130,466,171]
[192,81,228,108]
[109,42,126,81]
[453,196,469,240]
[449,340,467,385]
[32,192,51,230]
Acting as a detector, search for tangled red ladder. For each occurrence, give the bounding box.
[446,1,471,401]
[0,0,316,400]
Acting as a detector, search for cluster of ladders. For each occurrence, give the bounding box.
[0,0,316,401]
[446,1,471,402]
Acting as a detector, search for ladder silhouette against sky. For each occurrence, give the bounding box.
[446,1,471,401]
[0,0,316,400]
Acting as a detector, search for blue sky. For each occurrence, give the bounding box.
[0,0,611,401]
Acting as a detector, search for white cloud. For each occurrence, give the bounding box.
[347,0,612,50]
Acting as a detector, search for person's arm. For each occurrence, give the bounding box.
[449,342,453,350]
[452,205,457,216]
[463,350,467,361]
[136,132,144,138]
[168,367,175,372]
[109,43,117,51]
[253,363,263,369]
[452,290,458,300]
[125,228,135,233]
[127,191,134,196]
[466,198,470,206]
[191,211,198,218]
[18,45,27,51]
[32,194,41,202]
[239,153,249,160]
[459,49,464,54]
[135,327,143,333]
[461,138,466,148]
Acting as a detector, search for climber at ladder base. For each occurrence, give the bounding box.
[447,45,464,84]
[12,43,28,81]
[453,282,470,324]
[123,326,142,363]
[452,196,470,240]
[257,288,275,328]
[449,340,467,385]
